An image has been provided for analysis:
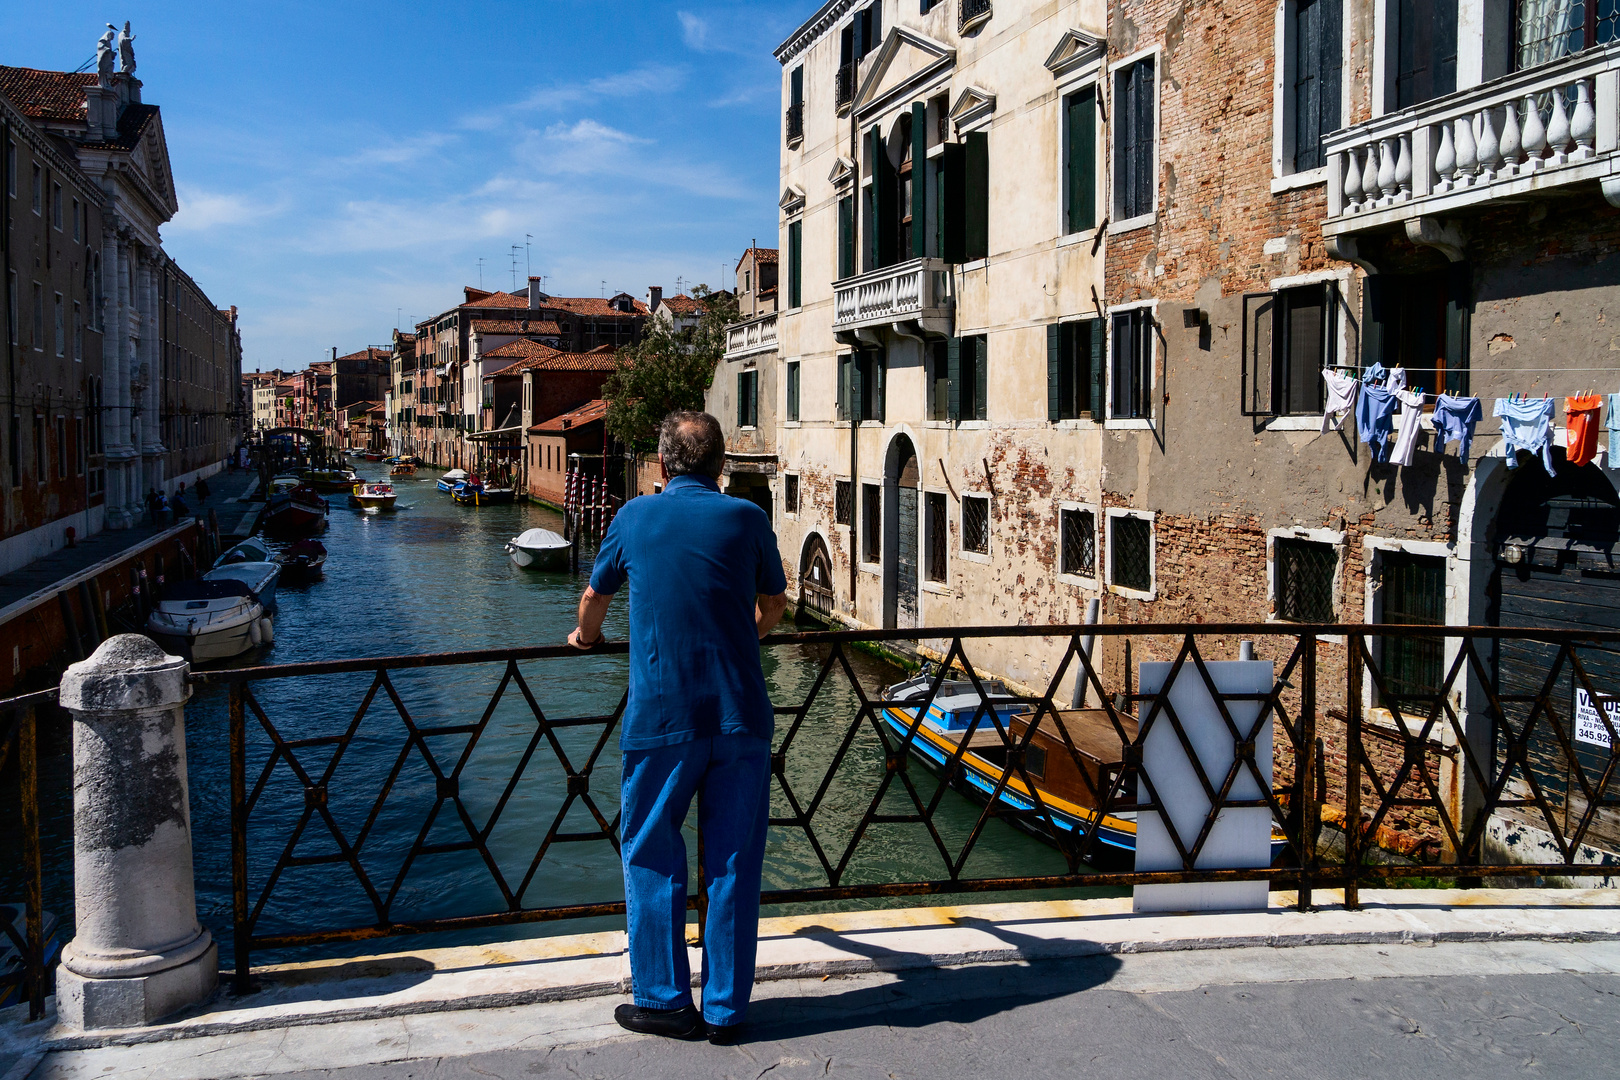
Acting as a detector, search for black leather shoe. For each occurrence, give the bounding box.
[614,1003,701,1038]
[706,1022,743,1045]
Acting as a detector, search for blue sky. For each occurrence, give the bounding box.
[3,2,803,370]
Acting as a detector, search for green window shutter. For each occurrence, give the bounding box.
[911,101,929,259]
[851,352,865,421]
[738,373,746,428]
[939,144,966,263]
[865,126,882,271]
[788,221,803,308]
[947,337,961,421]
[1088,318,1106,419]
[1067,87,1097,233]
[838,196,854,279]
[1047,323,1062,421]
[875,349,886,423]
[751,370,760,426]
[837,354,850,420]
[964,131,989,261]
[874,128,898,268]
[973,336,987,420]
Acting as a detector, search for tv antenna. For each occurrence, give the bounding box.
[525,235,533,279]
[476,258,486,289]
[509,245,521,291]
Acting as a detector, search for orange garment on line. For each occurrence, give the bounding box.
[1566,395,1603,467]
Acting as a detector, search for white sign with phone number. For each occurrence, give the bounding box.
[1574,688,1619,748]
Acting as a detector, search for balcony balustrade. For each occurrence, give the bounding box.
[1324,45,1620,241]
[960,0,992,33]
[724,312,779,361]
[833,258,954,343]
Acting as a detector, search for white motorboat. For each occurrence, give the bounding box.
[349,481,398,512]
[505,528,571,570]
[215,536,273,568]
[146,579,270,663]
[206,558,281,617]
[436,469,470,493]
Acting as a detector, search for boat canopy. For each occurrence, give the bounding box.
[161,579,255,603]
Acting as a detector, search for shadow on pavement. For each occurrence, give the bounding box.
[739,916,1122,1044]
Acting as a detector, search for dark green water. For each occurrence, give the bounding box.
[19,463,1115,966]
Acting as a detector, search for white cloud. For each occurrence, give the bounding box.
[678,11,711,51]
[168,185,277,233]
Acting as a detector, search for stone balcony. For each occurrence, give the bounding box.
[723,312,778,361]
[833,257,954,345]
[1324,46,1620,255]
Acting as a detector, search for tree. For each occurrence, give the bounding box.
[602,286,738,449]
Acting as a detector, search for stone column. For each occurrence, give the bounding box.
[55,636,217,1030]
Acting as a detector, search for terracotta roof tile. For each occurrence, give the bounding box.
[529,399,609,434]
[660,294,705,315]
[461,290,533,311]
[336,347,392,362]
[486,342,618,376]
[0,66,94,122]
[540,295,650,318]
[737,246,779,269]
[472,318,562,336]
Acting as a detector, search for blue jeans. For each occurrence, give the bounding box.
[620,734,771,1026]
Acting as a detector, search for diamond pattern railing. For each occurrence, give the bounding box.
[0,688,53,1020]
[190,624,1620,992]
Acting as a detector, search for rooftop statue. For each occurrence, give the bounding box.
[118,21,136,76]
[96,27,115,86]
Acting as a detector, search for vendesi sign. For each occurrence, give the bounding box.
[1574,687,1619,749]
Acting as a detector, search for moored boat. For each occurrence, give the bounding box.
[299,468,361,493]
[349,482,398,512]
[389,462,417,477]
[215,536,273,569]
[362,451,384,461]
[145,578,269,663]
[263,477,329,536]
[279,539,328,582]
[505,528,571,570]
[451,481,515,506]
[435,469,470,493]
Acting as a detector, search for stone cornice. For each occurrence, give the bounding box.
[775,0,862,65]
[0,96,102,205]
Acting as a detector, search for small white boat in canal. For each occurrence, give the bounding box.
[436,469,469,493]
[505,528,571,570]
[148,554,281,663]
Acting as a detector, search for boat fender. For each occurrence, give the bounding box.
[259,617,275,645]
[249,618,262,646]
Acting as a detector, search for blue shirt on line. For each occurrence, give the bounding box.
[590,473,788,751]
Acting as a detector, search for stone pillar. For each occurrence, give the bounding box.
[55,636,217,1030]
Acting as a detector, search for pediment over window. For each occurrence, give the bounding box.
[780,185,806,216]
[1044,28,1106,79]
[853,27,955,121]
[828,157,856,188]
[948,86,997,135]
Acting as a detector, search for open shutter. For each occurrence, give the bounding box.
[874,128,898,268]
[790,65,804,108]
[1067,86,1097,232]
[964,131,988,261]
[912,101,929,259]
[1047,323,1062,421]
[851,352,866,422]
[1444,261,1471,395]
[1088,319,1106,419]
[865,126,882,271]
[875,350,886,423]
[1241,292,1279,417]
[947,337,961,421]
[1362,274,1390,372]
[939,144,966,263]
[973,336,987,420]
[738,373,747,428]
[837,353,850,420]
[787,220,803,308]
[838,196,854,279]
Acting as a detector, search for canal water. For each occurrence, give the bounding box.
[15,464,1114,966]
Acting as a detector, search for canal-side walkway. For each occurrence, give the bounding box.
[6,888,1617,1079]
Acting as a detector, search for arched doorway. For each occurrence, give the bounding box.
[883,434,920,629]
[799,534,834,621]
[1490,451,1620,855]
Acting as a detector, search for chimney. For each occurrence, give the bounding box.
[648,286,663,313]
[528,276,542,304]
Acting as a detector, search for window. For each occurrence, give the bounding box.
[784,473,799,514]
[1363,267,1468,395]
[787,66,804,146]
[31,165,41,214]
[835,479,854,525]
[786,361,801,421]
[6,273,15,345]
[32,283,43,350]
[737,369,759,428]
[1242,282,1338,416]
[1378,550,1446,699]
[862,483,881,562]
[927,341,950,421]
[1515,0,1618,69]
[947,335,987,421]
[1290,0,1343,172]
[1110,513,1153,593]
[8,415,18,488]
[1110,308,1153,420]
[787,219,803,308]
[72,302,82,361]
[1049,319,1105,420]
[1275,538,1337,622]
[925,491,948,582]
[1393,0,1458,107]
[73,198,81,242]
[54,415,66,480]
[837,194,856,279]
[33,413,44,483]
[964,130,988,260]
[1114,57,1156,221]
[51,182,62,230]
[4,140,13,198]
[54,294,64,357]
[1064,85,1098,233]
[962,494,990,554]
[1061,508,1097,577]
[837,349,885,422]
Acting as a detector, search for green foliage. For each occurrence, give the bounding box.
[602,287,739,449]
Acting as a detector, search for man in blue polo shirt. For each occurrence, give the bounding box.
[569,410,787,1044]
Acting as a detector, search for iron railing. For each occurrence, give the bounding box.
[960,0,993,32]
[785,103,804,145]
[0,688,55,1020]
[188,624,1620,995]
[835,63,856,109]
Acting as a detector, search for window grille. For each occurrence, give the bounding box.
[960,0,992,31]
[1110,514,1152,592]
[835,480,853,525]
[1379,551,1447,699]
[862,483,881,562]
[1061,508,1096,577]
[784,474,799,514]
[836,63,856,107]
[1274,537,1337,622]
[925,491,948,582]
[963,494,990,554]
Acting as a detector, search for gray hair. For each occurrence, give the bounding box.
[658,411,725,479]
